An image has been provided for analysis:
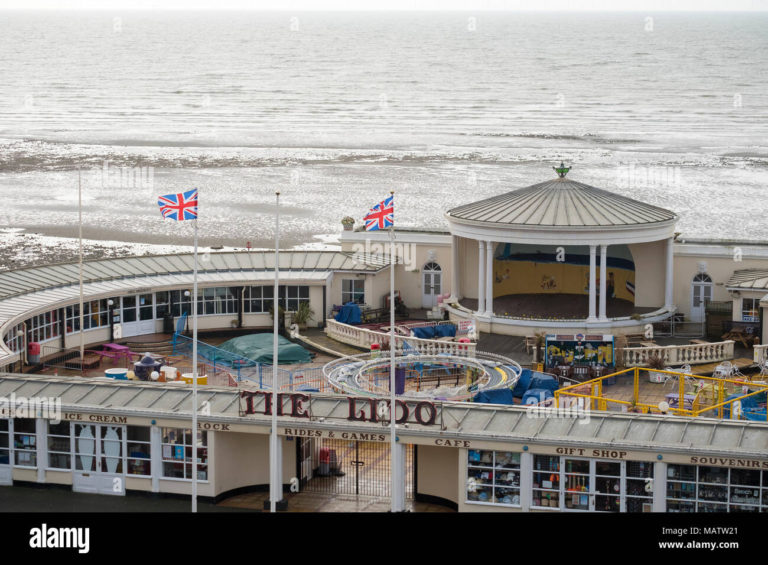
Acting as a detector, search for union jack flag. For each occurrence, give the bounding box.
[363,195,394,231]
[158,189,198,221]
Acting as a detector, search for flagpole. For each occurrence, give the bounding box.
[388,190,398,513]
[192,216,199,513]
[78,169,84,369]
[270,190,280,513]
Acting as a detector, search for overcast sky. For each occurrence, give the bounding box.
[1,0,766,10]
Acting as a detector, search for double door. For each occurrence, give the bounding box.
[120,294,155,337]
[72,424,126,496]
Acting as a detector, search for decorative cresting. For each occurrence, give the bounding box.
[553,161,571,178]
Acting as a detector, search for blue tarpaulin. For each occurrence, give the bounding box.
[474,388,517,405]
[335,302,362,325]
[411,324,456,339]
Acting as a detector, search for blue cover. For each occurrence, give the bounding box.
[523,388,553,405]
[529,373,559,393]
[334,302,362,324]
[512,368,533,398]
[474,388,516,405]
[434,324,456,338]
[412,326,435,339]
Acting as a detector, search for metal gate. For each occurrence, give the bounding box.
[298,438,414,499]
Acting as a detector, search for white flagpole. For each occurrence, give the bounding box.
[192,214,199,513]
[270,190,280,513]
[78,169,84,367]
[389,191,398,512]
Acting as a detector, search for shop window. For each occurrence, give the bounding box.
[742,298,760,323]
[127,426,151,476]
[666,464,764,512]
[563,459,591,510]
[47,421,71,470]
[532,455,560,509]
[66,300,111,334]
[161,428,208,481]
[0,420,9,465]
[342,279,365,305]
[594,461,621,512]
[26,311,61,344]
[625,461,654,513]
[466,450,521,506]
[13,418,37,468]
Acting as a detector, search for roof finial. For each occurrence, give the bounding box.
[554,161,571,178]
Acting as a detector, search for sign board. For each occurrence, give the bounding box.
[544,334,615,370]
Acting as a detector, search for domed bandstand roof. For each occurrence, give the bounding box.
[446,167,677,246]
[448,178,676,228]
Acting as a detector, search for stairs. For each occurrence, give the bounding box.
[122,340,175,356]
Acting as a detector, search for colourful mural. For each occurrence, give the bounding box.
[492,243,635,302]
[544,334,615,368]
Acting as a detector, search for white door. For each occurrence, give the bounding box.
[422,262,442,308]
[121,294,156,338]
[0,420,11,485]
[72,423,126,496]
[690,274,712,323]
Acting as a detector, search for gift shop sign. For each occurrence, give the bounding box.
[239,391,438,426]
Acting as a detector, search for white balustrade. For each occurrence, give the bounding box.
[325,319,476,357]
[622,340,735,367]
[754,344,768,364]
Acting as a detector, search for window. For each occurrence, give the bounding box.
[0,420,9,465]
[200,287,237,315]
[170,290,192,317]
[127,426,151,476]
[742,298,760,323]
[532,455,560,509]
[467,450,521,506]
[625,461,654,513]
[65,300,111,333]
[161,428,208,481]
[244,286,274,313]
[3,323,24,353]
[342,279,365,304]
[47,421,71,470]
[280,285,309,312]
[13,419,37,467]
[155,291,170,318]
[26,311,61,344]
[666,464,764,512]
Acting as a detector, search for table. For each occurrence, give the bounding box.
[100,343,132,364]
[665,393,697,410]
[722,330,751,349]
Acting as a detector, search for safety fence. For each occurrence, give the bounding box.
[555,367,768,420]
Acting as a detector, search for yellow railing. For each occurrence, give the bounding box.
[554,367,768,420]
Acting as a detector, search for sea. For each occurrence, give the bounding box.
[0,11,767,251]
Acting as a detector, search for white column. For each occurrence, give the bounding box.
[477,241,485,316]
[450,235,460,302]
[599,244,608,320]
[485,240,494,316]
[587,245,597,322]
[36,418,47,483]
[665,237,674,310]
[653,461,667,512]
[151,425,161,493]
[391,441,407,511]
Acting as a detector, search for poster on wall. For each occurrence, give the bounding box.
[544,334,615,369]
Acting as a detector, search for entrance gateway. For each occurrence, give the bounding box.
[72,423,126,496]
[296,437,415,498]
[120,294,155,338]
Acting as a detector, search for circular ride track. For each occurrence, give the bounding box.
[323,351,521,401]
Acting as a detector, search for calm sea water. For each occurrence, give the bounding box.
[0,11,766,248]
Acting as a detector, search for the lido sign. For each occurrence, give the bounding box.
[239,391,438,426]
